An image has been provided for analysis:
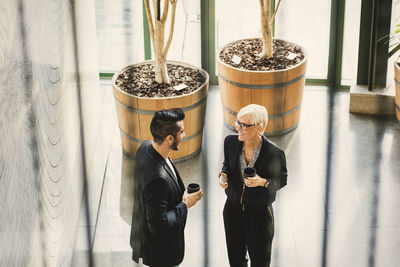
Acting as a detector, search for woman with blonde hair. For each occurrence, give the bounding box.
[219,104,288,267]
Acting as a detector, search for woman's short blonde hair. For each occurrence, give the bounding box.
[237,104,268,128]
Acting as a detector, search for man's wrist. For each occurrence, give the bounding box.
[182,201,188,209]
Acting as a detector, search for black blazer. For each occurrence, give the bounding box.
[222,134,288,210]
[130,140,188,267]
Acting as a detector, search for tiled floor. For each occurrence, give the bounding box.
[91,80,400,267]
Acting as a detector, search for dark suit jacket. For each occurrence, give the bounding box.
[222,134,288,210]
[130,140,188,267]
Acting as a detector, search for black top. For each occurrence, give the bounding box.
[221,134,288,210]
[130,140,188,266]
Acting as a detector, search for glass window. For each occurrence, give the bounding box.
[215,0,260,51]
[215,0,331,79]
[341,0,362,86]
[96,0,201,72]
[167,0,202,67]
[95,0,144,71]
[274,0,331,79]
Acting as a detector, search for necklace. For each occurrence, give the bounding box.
[243,139,261,164]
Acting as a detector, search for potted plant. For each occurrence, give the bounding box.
[217,0,307,135]
[389,17,400,122]
[112,0,209,161]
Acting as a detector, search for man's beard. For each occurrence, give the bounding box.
[171,137,180,151]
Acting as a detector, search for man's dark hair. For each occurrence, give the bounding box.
[150,108,185,144]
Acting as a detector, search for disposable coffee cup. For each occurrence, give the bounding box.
[187,183,200,193]
[243,167,256,179]
[220,173,228,184]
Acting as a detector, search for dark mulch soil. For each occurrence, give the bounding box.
[219,39,305,71]
[116,63,206,98]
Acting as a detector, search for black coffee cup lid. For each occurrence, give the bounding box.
[243,167,256,177]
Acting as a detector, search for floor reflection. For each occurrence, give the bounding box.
[119,152,134,225]
[92,82,400,267]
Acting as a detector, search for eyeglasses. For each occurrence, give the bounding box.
[234,119,256,131]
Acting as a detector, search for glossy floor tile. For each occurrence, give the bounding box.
[90,81,400,267]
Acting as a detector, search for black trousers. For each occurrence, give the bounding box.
[223,200,274,267]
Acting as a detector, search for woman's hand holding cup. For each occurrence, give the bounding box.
[243,167,268,187]
[244,174,264,187]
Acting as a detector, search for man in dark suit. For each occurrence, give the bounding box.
[130,108,202,267]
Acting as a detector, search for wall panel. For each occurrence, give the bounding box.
[0,0,107,266]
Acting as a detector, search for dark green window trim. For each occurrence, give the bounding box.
[271,0,276,37]
[356,0,392,90]
[201,0,217,84]
[306,79,329,86]
[142,0,151,60]
[99,72,115,79]
[327,0,345,90]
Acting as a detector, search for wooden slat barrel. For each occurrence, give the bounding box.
[217,38,307,136]
[395,62,400,122]
[112,61,209,161]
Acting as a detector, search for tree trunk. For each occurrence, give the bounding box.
[260,0,273,58]
[261,30,273,58]
[154,19,169,83]
[154,57,169,84]
[144,0,177,84]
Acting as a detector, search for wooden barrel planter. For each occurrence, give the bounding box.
[395,62,400,122]
[217,38,307,136]
[112,61,209,161]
